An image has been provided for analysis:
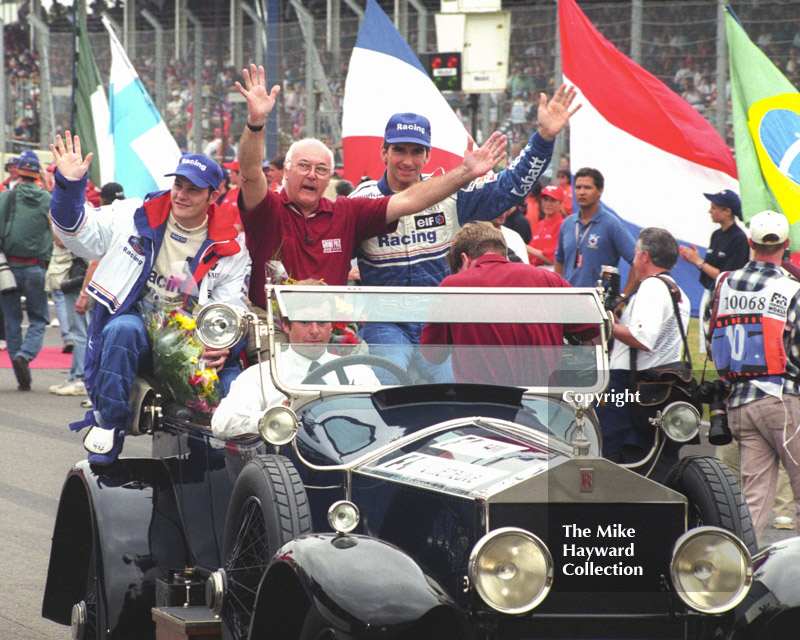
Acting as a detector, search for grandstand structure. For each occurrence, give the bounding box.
[2,0,800,168]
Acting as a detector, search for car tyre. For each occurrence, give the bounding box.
[666,455,758,554]
[70,535,102,640]
[219,454,311,640]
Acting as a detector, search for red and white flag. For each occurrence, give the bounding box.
[560,0,739,308]
[342,0,468,184]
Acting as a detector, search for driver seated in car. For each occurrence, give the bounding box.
[212,293,379,439]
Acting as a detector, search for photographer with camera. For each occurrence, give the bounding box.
[595,228,690,478]
[706,210,800,541]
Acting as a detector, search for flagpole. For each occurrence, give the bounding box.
[0,15,6,157]
[70,2,78,133]
[714,0,728,138]
[552,0,564,177]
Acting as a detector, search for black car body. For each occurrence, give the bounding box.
[42,285,800,639]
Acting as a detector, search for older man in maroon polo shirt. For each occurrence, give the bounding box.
[234,64,508,311]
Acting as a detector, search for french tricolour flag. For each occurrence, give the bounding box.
[560,0,739,313]
[342,0,467,184]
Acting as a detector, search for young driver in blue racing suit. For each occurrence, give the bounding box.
[49,133,251,465]
[348,86,580,382]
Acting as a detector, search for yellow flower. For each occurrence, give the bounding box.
[176,314,196,331]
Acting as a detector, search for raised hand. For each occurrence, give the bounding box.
[536,85,582,141]
[462,131,508,179]
[50,131,92,181]
[235,64,281,127]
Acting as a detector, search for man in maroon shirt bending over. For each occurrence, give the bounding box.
[235,64,508,312]
[421,222,599,386]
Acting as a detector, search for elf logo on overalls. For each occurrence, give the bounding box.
[414,212,446,230]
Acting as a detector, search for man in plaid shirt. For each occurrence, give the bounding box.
[706,210,800,541]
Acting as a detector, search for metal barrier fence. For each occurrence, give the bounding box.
[3,1,800,166]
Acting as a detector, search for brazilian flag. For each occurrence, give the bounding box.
[726,8,800,234]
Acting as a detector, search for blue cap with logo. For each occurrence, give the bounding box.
[703,189,742,220]
[384,113,432,147]
[164,154,223,190]
[17,150,40,178]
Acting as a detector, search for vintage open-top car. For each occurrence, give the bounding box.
[42,284,800,639]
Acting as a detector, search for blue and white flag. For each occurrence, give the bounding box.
[103,16,180,199]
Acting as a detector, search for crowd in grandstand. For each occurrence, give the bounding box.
[3,2,800,158]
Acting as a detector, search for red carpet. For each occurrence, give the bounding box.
[0,347,73,369]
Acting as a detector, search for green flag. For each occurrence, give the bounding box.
[726,8,800,229]
[73,4,112,187]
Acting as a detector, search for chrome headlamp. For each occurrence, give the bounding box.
[328,501,360,534]
[659,401,701,443]
[468,527,553,614]
[257,406,299,446]
[670,526,752,614]
[195,303,249,350]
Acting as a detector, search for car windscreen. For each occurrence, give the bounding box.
[271,285,609,394]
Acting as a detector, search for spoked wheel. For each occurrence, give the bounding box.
[667,455,758,554]
[70,538,100,640]
[216,455,311,640]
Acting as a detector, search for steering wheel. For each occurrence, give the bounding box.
[301,354,413,386]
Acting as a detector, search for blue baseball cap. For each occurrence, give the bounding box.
[165,154,223,190]
[703,189,742,220]
[384,113,431,147]
[17,150,40,178]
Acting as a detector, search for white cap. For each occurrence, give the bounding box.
[749,210,789,245]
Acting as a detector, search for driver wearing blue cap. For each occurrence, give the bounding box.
[349,87,580,382]
[48,132,251,465]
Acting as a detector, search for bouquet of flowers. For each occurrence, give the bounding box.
[147,307,220,418]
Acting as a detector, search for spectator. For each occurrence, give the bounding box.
[335,179,354,197]
[266,155,285,191]
[595,227,689,474]
[554,167,636,290]
[3,157,21,190]
[50,133,251,465]
[706,210,800,543]
[44,234,75,354]
[491,208,529,263]
[502,202,532,245]
[218,159,242,222]
[0,151,53,391]
[556,168,573,216]
[528,184,566,269]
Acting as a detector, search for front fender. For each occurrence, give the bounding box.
[728,536,800,640]
[42,458,191,636]
[249,533,472,639]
